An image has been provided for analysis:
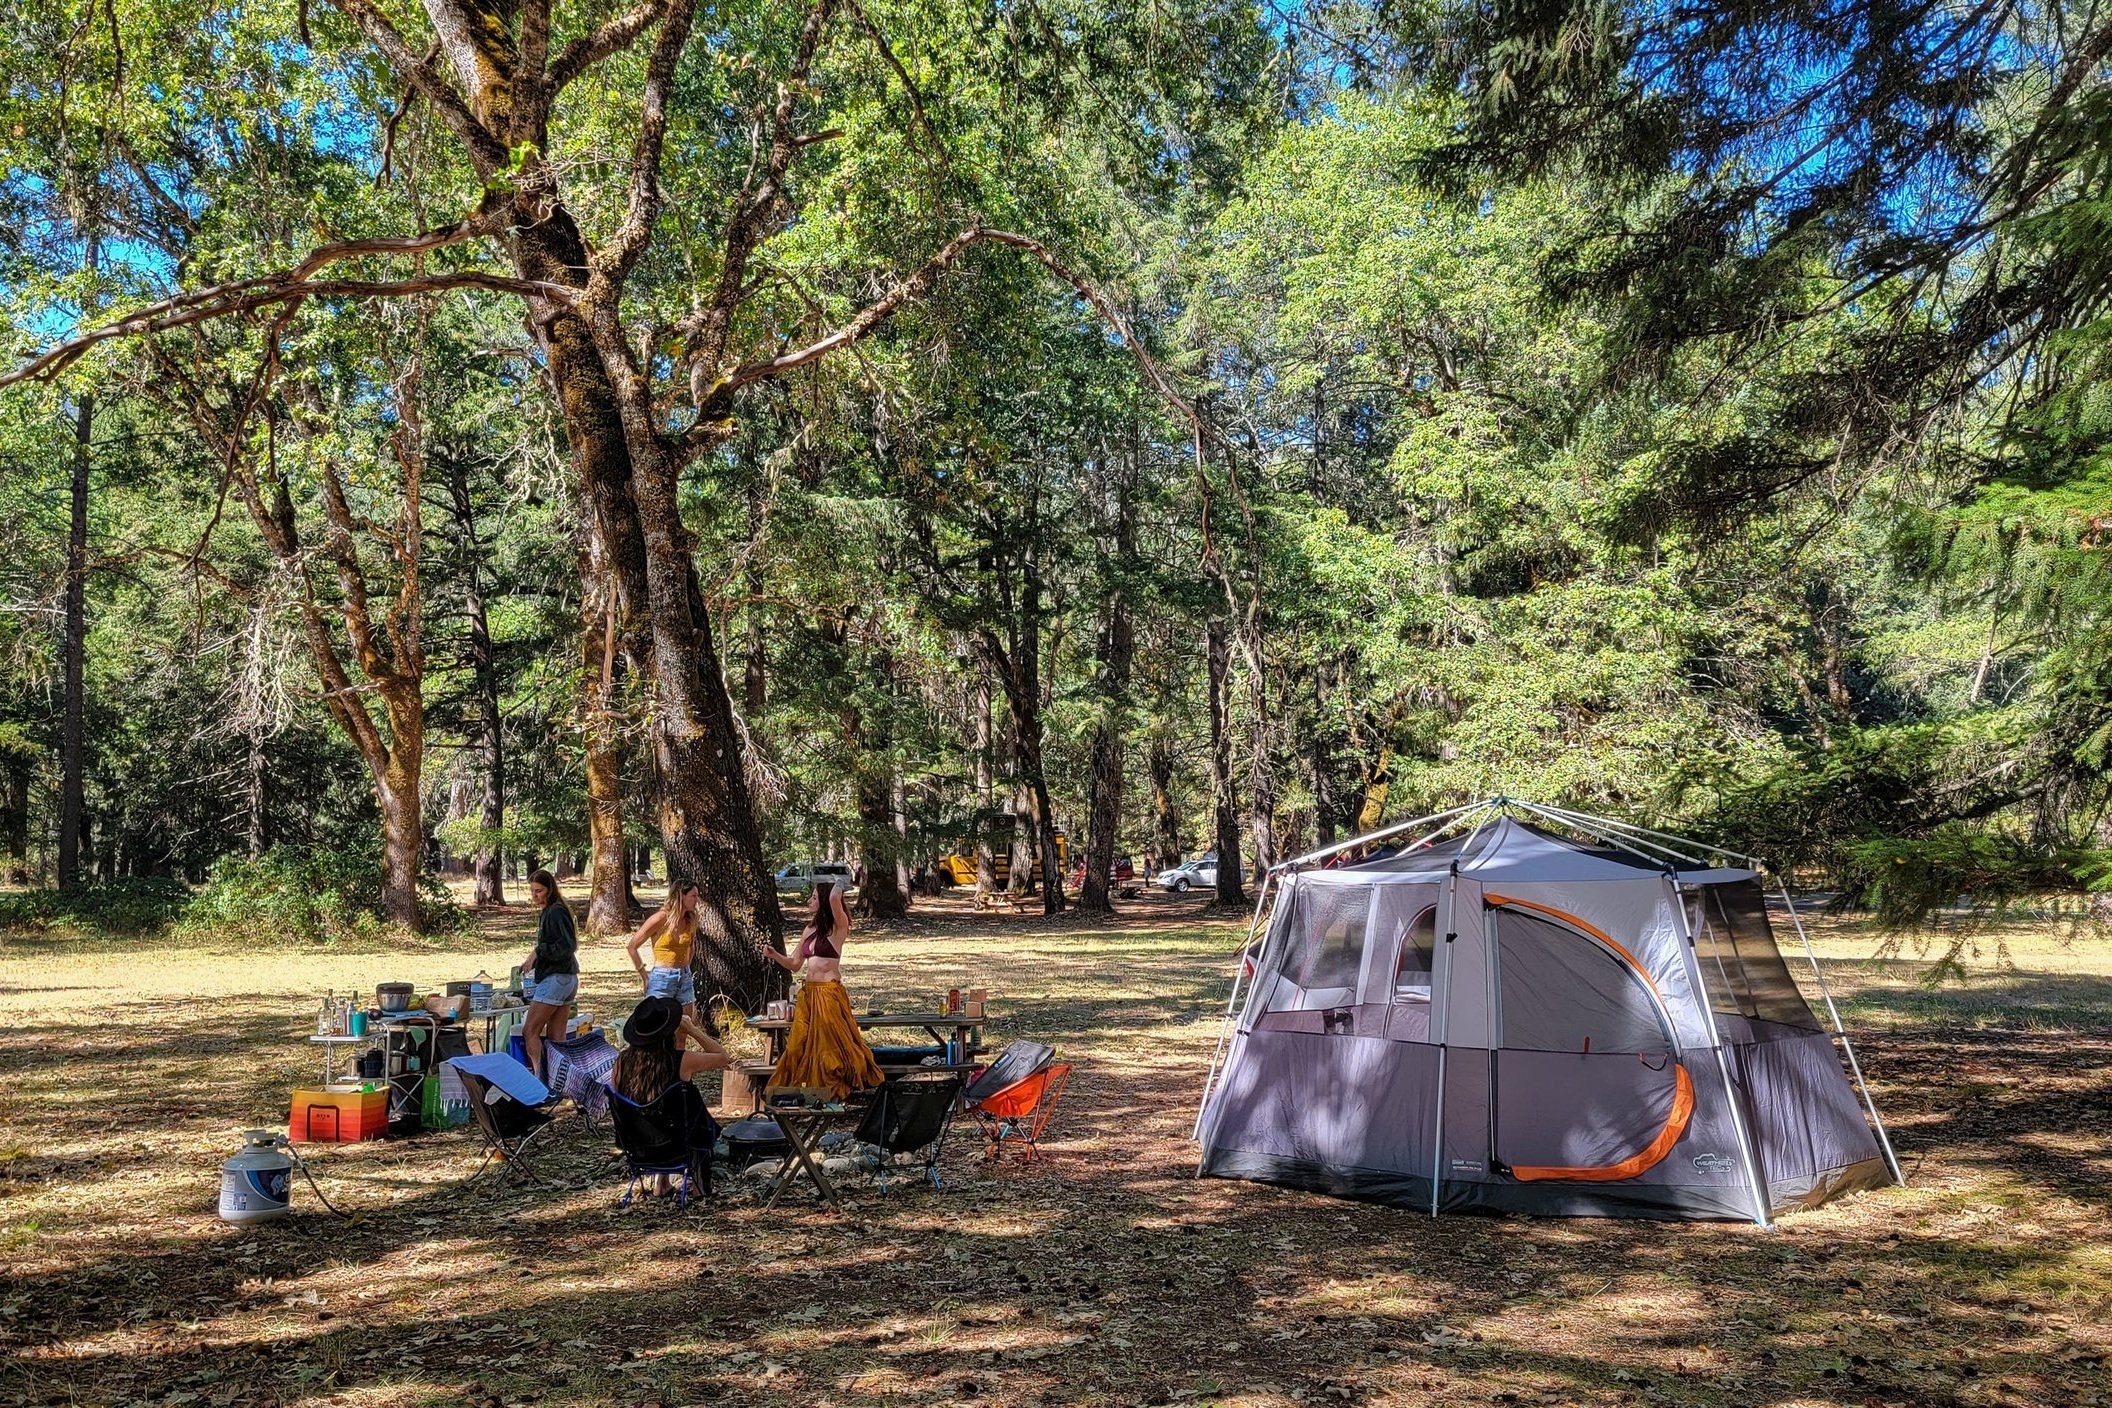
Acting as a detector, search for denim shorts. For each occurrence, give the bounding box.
[646,965,696,1006]
[528,972,579,1005]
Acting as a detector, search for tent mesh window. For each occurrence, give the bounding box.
[1492,908,1675,1055]
[1292,885,1370,993]
[1375,886,1437,1000]
[1252,882,1375,1034]
[1689,880,1823,1034]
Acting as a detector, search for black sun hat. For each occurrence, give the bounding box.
[623,995,682,1046]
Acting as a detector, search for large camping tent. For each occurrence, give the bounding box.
[1194,799,1901,1223]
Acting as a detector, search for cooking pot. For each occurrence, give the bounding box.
[375,982,416,1014]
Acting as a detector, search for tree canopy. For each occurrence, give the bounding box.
[2,0,2106,975]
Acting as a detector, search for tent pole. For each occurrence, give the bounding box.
[1384,806,1501,865]
[1666,878,1775,1229]
[1272,799,1494,872]
[1454,804,1502,868]
[1193,871,1275,1143]
[1774,874,1905,1185]
[1513,800,1707,866]
[1529,801,1762,867]
[1517,800,1718,866]
[1511,801,1704,867]
[1426,864,1459,1217]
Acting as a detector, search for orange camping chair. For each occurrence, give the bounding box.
[971,1062,1071,1164]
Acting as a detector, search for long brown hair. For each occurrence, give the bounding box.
[614,1041,680,1103]
[528,870,568,914]
[805,880,838,949]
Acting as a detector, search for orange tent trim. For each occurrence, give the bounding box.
[1509,1061,1695,1182]
[1483,893,1695,1183]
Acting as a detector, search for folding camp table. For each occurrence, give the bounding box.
[756,1092,862,1213]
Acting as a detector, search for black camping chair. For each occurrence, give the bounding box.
[853,1071,964,1194]
[605,1080,719,1208]
[456,1069,558,1185]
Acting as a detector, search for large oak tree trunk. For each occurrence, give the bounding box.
[1207,618,1246,905]
[618,414,788,1010]
[506,182,786,999]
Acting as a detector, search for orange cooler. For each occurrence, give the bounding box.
[290,1085,388,1143]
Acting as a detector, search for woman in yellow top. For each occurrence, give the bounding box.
[627,881,701,1031]
[765,880,884,1100]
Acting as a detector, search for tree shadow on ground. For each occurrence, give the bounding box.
[1,933,2107,1408]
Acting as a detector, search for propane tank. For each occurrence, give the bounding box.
[219,1129,294,1223]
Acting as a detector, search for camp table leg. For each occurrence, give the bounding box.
[762,1111,844,1212]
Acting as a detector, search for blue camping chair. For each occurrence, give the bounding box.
[604,1080,719,1209]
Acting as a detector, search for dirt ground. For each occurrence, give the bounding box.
[1,888,2108,1408]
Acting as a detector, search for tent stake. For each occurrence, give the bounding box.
[1774,875,1906,1185]
[1193,870,1276,1145]
[1666,878,1776,1228]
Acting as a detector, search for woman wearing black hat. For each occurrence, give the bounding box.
[613,996,732,1195]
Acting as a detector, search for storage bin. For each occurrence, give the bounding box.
[289,1085,388,1143]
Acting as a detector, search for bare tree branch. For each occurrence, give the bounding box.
[548,0,668,92]
[2,226,571,389]
[595,0,698,285]
[688,0,840,372]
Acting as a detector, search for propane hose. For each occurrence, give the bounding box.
[278,1137,359,1221]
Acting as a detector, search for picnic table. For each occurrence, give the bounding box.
[747,1009,987,1064]
[727,1009,985,1113]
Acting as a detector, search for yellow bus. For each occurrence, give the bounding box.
[936,830,1067,887]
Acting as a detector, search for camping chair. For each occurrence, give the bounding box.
[605,1080,719,1209]
[455,1068,559,1185]
[969,1062,1072,1164]
[853,1071,964,1194]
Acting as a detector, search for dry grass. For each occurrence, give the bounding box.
[1,885,2108,1408]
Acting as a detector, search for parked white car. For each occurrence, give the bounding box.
[775,861,855,897]
[1153,858,1219,892]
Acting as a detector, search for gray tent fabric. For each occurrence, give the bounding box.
[1198,805,1897,1222]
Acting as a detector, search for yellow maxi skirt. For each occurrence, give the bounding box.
[772,979,884,1100]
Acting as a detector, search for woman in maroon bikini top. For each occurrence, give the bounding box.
[763,881,884,1098]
